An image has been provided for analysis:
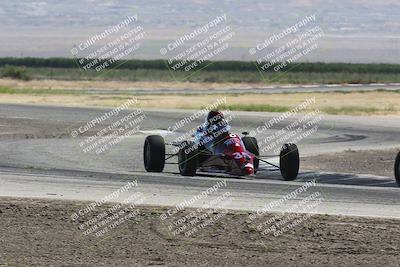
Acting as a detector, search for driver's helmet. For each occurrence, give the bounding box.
[206,110,226,127]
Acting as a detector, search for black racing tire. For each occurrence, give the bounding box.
[143,135,165,172]
[279,143,300,181]
[242,136,259,171]
[178,141,197,176]
[395,152,400,187]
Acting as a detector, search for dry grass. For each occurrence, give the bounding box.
[0,78,263,91]
[0,91,399,115]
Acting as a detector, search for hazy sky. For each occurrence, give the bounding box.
[0,0,399,63]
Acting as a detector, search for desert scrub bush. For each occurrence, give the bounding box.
[1,65,31,81]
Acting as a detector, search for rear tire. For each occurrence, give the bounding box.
[178,141,197,176]
[280,143,299,181]
[242,136,259,171]
[395,152,400,187]
[143,135,165,172]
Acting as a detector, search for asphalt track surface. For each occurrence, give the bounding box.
[0,104,399,218]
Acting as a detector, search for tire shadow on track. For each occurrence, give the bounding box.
[164,166,398,188]
[255,166,398,187]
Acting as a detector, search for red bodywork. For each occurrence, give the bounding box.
[222,134,255,175]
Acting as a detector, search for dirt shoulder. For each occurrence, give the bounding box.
[302,148,399,177]
[0,197,399,266]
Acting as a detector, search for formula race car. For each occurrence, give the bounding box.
[395,152,400,186]
[143,132,300,180]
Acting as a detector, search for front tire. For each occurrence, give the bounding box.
[178,142,197,176]
[143,135,165,172]
[395,152,400,187]
[280,143,299,181]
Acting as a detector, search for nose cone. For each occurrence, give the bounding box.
[242,163,254,175]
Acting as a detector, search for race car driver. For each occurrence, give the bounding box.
[194,110,231,154]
